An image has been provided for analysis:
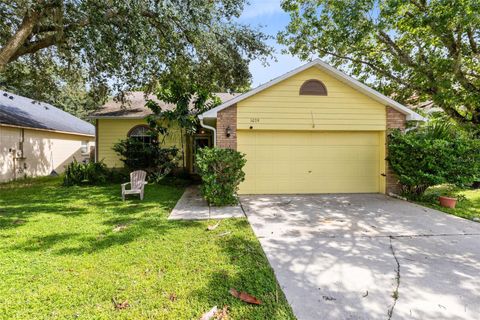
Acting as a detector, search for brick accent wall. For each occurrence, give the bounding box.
[216,104,237,150]
[386,107,407,195]
[387,106,407,130]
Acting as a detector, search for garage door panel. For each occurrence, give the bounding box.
[274,149,292,161]
[255,161,275,176]
[255,148,274,161]
[274,160,290,173]
[238,130,383,194]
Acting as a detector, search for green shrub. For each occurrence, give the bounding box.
[195,147,246,206]
[84,161,109,184]
[113,137,178,182]
[388,122,480,197]
[63,159,84,186]
[63,159,109,186]
[105,168,130,183]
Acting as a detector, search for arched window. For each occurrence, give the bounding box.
[127,125,154,144]
[299,79,328,96]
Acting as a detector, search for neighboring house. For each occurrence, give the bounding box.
[0,91,95,182]
[89,92,238,172]
[199,59,425,195]
[414,100,444,115]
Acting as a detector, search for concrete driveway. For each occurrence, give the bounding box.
[240,194,480,320]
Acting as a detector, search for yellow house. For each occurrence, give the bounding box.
[199,59,424,195]
[92,60,423,194]
[0,91,95,182]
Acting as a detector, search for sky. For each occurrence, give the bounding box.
[236,0,310,87]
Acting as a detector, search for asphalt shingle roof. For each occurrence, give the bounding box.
[0,90,94,136]
[89,91,239,118]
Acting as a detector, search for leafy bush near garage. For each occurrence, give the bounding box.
[63,159,109,186]
[387,122,480,197]
[113,137,179,182]
[195,147,246,206]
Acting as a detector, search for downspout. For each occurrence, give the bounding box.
[94,119,99,162]
[198,115,217,146]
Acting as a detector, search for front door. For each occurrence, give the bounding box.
[192,135,212,173]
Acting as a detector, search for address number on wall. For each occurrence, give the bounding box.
[250,118,260,123]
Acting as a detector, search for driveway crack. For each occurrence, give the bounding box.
[388,236,401,320]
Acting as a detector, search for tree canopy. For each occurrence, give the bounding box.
[0,0,271,116]
[279,0,480,131]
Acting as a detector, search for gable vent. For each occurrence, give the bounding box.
[299,79,328,96]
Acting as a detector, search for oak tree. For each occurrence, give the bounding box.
[279,0,480,131]
[0,0,271,110]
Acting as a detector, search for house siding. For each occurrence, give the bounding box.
[0,125,93,182]
[216,105,237,150]
[386,107,407,195]
[236,67,386,131]
[97,119,184,167]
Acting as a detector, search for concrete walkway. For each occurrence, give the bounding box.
[241,194,480,320]
[168,185,244,220]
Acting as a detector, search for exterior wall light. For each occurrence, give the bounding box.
[226,126,232,137]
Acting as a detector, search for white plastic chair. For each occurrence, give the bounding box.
[121,170,147,200]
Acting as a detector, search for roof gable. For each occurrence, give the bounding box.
[236,67,387,131]
[200,59,425,121]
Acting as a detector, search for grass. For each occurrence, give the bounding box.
[0,177,295,320]
[415,185,480,222]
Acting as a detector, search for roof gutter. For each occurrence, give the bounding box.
[406,112,427,121]
[88,115,148,120]
[0,123,95,138]
[198,115,216,147]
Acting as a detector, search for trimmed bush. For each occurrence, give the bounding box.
[195,147,246,206]
[388,122,480,197]
[63,159,109,186]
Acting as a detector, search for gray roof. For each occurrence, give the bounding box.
[0,90,95,136]
[89,91,240,118]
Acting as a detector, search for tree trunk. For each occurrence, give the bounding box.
[180,128,186,171]
[0,10,39,71]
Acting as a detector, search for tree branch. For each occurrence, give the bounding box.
[9,35,58,62]
[445,26,480,93]
[0,10,40,71]
[466,27,478,54]
[376,30,442,94]
[409,0,427,10]
[315,47,422,90]
[377,31,418,68]
[437,101,471,124]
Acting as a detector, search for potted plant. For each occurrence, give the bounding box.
[438,196,457,208]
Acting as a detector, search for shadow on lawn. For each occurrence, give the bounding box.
[0,181,106,229]
[3,179,197,254]
[188,219,295,320]
[54,220,201,256]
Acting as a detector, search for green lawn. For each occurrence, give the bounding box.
[0,177,294,320]
[416,185,480,222]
